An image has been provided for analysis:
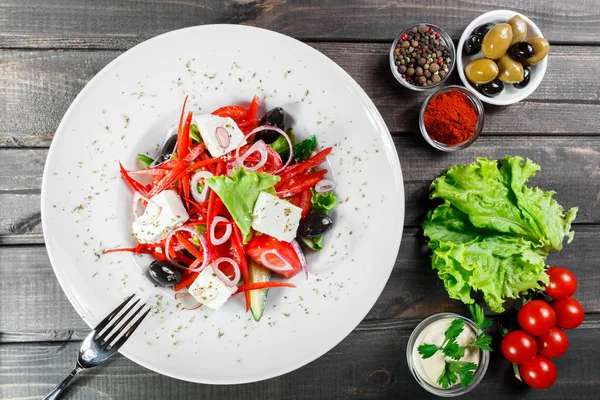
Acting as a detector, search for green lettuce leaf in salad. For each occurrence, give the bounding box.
[189,123,202,143]
[137,154,154,167]
[310,189,337,215]
[423,156,577,312]
[269,128,295,154]
[206,168,279,243]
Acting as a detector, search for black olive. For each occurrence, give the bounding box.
[514,67,531,89]
[149,260,182,287]
[508,41,535,62]
[256,107,287,144]
[156,135,178,163]
[481,79,505,97]
[471,22,496,38]
[463,35,482,55]
[298,213,333,238]
[471,83,484,92]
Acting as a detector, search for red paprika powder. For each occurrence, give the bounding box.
[423,90,478,146]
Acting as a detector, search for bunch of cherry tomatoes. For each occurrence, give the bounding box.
[501,266,584,390]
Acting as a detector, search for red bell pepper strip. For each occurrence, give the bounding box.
[275,147,332,188]
[178,111,193,160]
[175,96,189,151]
[277,171,327,198]
[103,246,143,255]
[212,105,248,121]
[247,95,260,120]
[175,232,205,260]
[146,144,205,197]
[187,157,221,172]
[127,168,169,176]
[234,281,297,294]
[278,169,327,192]
[174,271,199,291]
[119,161,148,195]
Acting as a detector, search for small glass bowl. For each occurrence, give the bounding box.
[389,23,456,91]
[419,85,485,151]
[407,313,490,397]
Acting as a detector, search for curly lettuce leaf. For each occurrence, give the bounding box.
[206,168,279,243]
[310,189,337,215]
[500,156,578,250]
[423,157,577,312]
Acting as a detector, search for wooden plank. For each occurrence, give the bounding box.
[2,315,599,399]
[1,225,599,336]
[0,0,599,48]
[0,136,595,244]
[2,45,600,147]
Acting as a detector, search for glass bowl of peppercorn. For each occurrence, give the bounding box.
[419,85,485,151]
[390,23,456,91]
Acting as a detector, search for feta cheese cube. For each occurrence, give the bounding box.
[251,191,302,242]
[188,266,236,310]
[132,190,189,244]
[194,114,246,157]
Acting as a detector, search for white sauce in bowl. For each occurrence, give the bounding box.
[411,317,481,388]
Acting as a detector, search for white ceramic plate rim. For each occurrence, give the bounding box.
[457,10,548,106]
[41,24,405,384]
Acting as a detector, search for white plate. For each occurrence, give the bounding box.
[457,10,548,105]
[41,25,404,384]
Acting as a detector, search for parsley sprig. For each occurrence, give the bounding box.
[417,304,492,389]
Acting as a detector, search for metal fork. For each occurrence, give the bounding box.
[43,294,150,400]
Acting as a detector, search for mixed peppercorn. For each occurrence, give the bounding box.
[393,24,452,87]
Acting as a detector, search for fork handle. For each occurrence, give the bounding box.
[43,366,83,400]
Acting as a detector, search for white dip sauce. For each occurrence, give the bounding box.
[412,318,480,388]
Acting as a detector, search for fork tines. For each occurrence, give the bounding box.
[93,294,150,350]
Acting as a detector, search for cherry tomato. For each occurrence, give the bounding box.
[501,330,537,364]
[519,355,557,389]
[545,266,578,299]
[246,235,302,279]
[517,300,557,336]
[536,327,569,358]
[552,297,584,329]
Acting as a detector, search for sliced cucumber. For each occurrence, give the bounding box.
[248,260,271,321]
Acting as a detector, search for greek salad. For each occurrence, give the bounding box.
[105,96,336,321]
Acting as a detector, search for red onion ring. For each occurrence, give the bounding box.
[190,171,213,203]
[210,216,232,245]
[215,126,231,148]
[212,257,241,287]
[165,226,209,272]
[245,125,293,174]
[233,140,268,172]
[259,250,294,272]
[132,192,162,226]
[291,239,308,279]
[315,179,336,193]
[175,291,201,310]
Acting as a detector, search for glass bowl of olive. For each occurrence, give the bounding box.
[390,23,456,91]
[457,10,549,105]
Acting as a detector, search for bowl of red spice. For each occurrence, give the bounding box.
[419,85,484,151]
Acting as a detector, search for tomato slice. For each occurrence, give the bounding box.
[211,105,248,121]
[246,235,301,279]
[288,189,311,218]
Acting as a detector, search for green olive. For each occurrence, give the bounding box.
[481,23,513,60]
[526,37,550,65]
[507,15,527,45]
[497,54,524,83]
[465,58,500,85]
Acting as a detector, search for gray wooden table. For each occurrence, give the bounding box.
[2,1,599,399]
